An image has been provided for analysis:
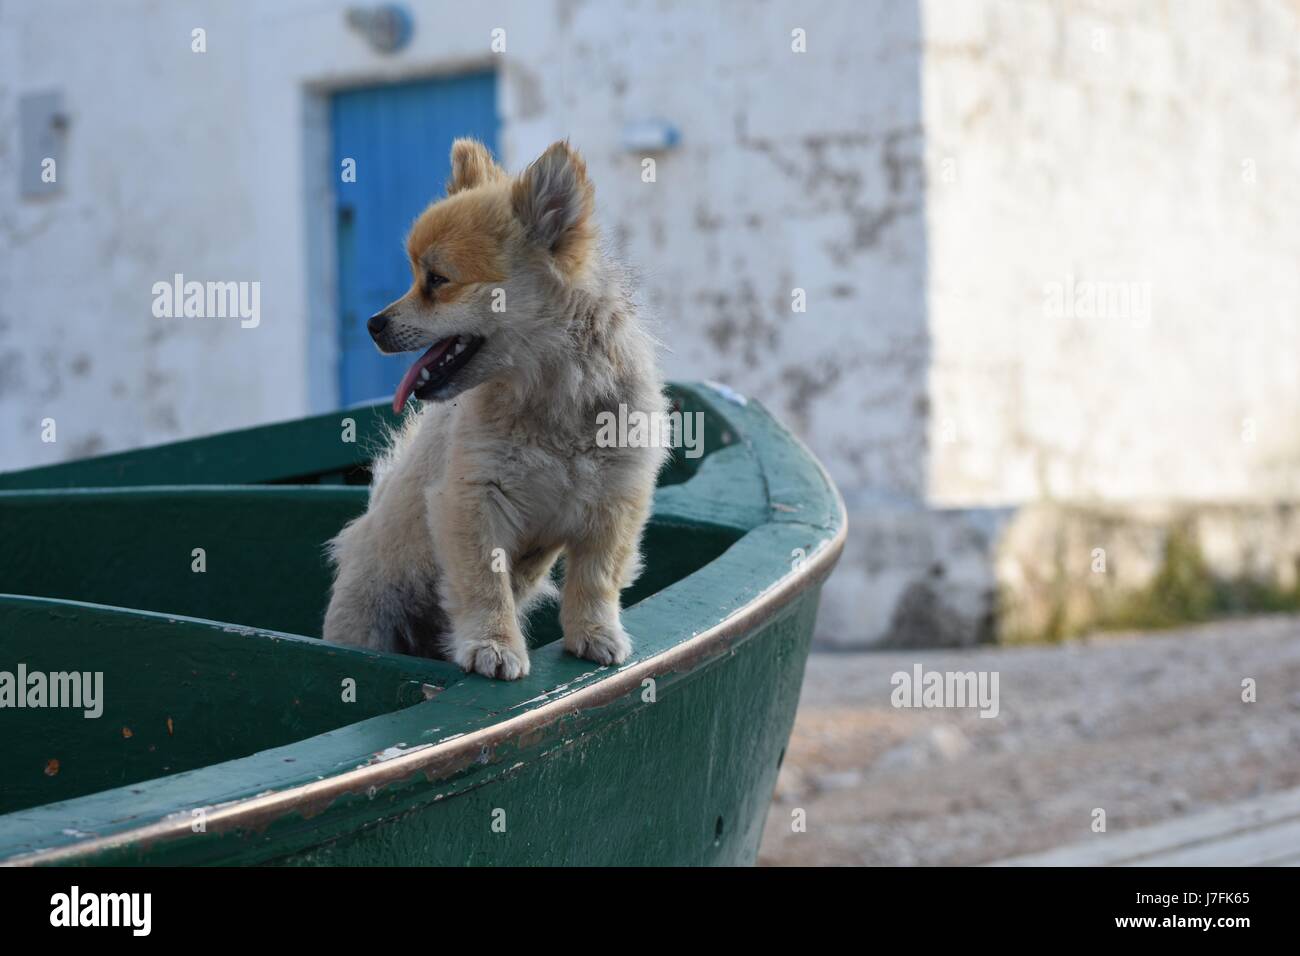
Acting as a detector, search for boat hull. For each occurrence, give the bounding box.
[0,382,845,866]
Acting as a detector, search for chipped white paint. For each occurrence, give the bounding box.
[219,625,260,637]
[359,743,434,769]
[704,382,749,406]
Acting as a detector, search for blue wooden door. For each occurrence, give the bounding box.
[331,72,498,406]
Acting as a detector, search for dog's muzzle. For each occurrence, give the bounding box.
[367,311,430,354]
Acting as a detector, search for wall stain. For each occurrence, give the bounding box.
[781,360,842,430]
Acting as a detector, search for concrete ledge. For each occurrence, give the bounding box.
[819,500,1300,648]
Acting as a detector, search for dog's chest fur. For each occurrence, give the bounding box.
[398,385,651,552]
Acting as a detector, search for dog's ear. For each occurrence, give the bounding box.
[446,138,505,195]
[511,140,595,269]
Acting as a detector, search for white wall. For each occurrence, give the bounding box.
[0,0,927,510]
[922,0,1300,506]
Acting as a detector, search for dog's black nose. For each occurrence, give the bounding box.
[367,312,390,337]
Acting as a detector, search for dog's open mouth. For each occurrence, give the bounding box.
[392,335,485,412]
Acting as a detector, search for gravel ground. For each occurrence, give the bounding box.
[758,614,1300,866]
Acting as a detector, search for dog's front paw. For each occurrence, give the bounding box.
[565,622,632,667]
[453,636,531,681]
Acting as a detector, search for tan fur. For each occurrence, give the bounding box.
[510,141,597,277]
[446,137,508,195]
[323,139,668,680]
[405,189,512,297]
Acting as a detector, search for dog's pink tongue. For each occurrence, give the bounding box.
[392,338,456,413]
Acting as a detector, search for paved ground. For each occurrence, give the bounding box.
[758,614,1300,866]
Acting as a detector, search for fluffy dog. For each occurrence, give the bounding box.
[323,139,667,680]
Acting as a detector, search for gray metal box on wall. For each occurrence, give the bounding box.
[20,90,67,198]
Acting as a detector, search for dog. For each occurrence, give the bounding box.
[322,138,668,680]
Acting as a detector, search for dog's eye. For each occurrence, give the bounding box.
[426,271,448,291]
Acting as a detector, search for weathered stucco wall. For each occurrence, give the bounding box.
[1,1,262,462]
[922,0,1300,506]
[0,0,926,493]
[828,0,1300,647]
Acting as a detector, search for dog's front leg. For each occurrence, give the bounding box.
[561,496,649,667]
[431,481,530,680]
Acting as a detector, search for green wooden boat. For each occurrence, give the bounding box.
[0,382,844,866]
